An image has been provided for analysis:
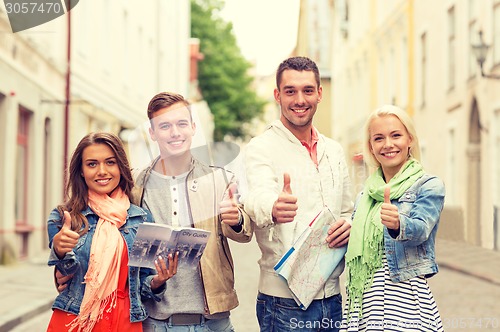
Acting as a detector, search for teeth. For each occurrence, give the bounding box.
[293,109,306,113]
[169,141,183,145]
[384,152,397,157]
[96,179,110,183]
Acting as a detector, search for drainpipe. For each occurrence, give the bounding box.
[64,1,71,191]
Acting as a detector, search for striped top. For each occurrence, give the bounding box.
[341,256,443,331]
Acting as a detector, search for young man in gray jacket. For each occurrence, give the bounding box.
[133,92,252,331]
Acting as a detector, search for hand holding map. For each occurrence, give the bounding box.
[274,207,347,310]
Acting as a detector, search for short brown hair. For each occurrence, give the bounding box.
[276,57,321,90]
[147,92,191,122]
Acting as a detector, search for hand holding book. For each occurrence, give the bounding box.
[150,252,179,290]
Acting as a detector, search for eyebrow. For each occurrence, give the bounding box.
[157,119,190,126]
[283,85,316,90]
[84,156,116,162]
[372,129,403,136]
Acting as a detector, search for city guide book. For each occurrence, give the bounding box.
[273,207,347,310]
[129,222,211,269]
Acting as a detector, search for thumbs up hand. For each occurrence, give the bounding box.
[52,211,80,259]
[272,173,298,224]
[380,187,400,230]
[220,183,241,226]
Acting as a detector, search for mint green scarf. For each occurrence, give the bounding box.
[345,159,424,319]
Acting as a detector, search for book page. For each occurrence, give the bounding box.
[175,228,211,269]
[129,223,210,269]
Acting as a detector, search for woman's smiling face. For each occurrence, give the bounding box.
[369,114,412,182]
[81,143,121,195]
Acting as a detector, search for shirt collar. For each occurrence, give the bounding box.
[300,127,319,148]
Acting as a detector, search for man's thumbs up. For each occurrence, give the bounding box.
[272,173,298,224]
[283,173,292,194]
[52,211,80,259]
[380,186,400,230]
[220,182,241,226]
[228,182,237,201]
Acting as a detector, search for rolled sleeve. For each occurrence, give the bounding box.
[141,274,166,302]
[396,177,445,245]
[48,246,79,275]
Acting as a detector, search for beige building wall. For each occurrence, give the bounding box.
[295,0,333,137]
[413,0,500,249]
[0,0,192,262]
[331,0,411,195]
[331,0,500,250]
[0,8,67,262]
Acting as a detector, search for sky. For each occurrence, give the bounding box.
[220,0,301,76]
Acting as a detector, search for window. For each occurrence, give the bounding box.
[495,110,500,250]
[468,0,478,78]
[447,128,457,204]
[122,10,130,89]
[76,0,89,58]
[0,94,5,210]
[339,0,349,38]
[400,37,408,107]
[494,2,500,66]
[43,118,52,249]
[494,111,500,210]
[448,6,456,90]
[389,47,395,104]
[378,56,385,104]
[420,32,426,107]
[16,107,32,258]
[101,0,111,74]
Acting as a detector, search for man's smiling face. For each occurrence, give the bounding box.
[149,102,196,159]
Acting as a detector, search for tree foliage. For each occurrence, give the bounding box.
[191,0,266,141]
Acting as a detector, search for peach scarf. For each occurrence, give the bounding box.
[68,187,130,332]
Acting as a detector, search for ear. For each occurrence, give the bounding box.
[368,140,374,154]
[148,127,157,142]
[192,121,196,135]
[274,88,281,103]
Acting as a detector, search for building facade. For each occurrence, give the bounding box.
[331,0,500,250]
[0,0,192,262]
[295,0,334,138]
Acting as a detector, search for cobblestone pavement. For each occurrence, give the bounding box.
[4,238,500,331]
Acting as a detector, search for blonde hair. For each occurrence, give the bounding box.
[362,104,421,168]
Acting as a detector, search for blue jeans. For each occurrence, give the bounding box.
[142,316,234,332]
[256,292,342,332]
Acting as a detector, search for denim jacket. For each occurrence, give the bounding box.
[47,204,160,322]
[355,174,445,283]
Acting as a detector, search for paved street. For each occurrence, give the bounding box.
[7,239,263,332]
[5,238,500,331]
[428,269,500,331]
